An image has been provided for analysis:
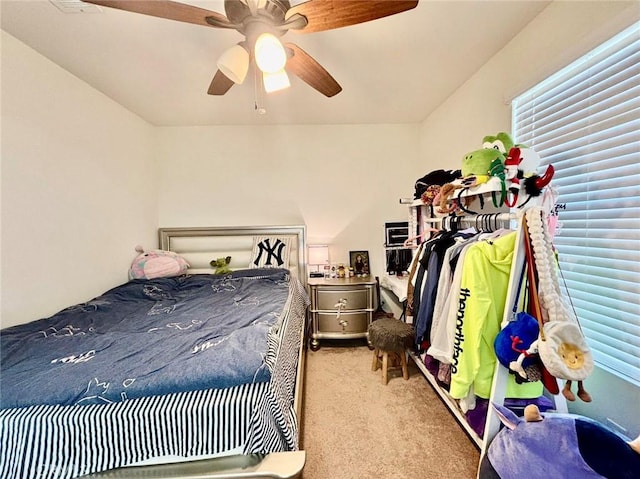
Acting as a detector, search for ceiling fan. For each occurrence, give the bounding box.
[83,0,418,98]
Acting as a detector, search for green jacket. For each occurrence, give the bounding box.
[450,231,541,400]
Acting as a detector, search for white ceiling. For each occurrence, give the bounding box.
[1,0,551,126]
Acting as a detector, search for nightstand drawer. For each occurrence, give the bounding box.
[317,311,369,334]
[315,288,369,311]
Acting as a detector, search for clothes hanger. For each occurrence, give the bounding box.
[402,227,440,247]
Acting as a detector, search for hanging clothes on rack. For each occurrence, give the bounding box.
[408,233,442,323]
[446,231,542,408]
[412,214,508,351]
[414,228,476,350]
[449,231,517,401]
[402,200,562,448]
[404,243,423,318]
[408,214,543,415]
[428,231,492,363]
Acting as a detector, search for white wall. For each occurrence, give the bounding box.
[415,1,640,437]
[156,124,420,277]
[2,0,638,438]
[1,32,158,327]
[418,0,640,171]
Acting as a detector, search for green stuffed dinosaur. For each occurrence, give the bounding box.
[461,131,514,179]
[461,148,506,180]
[210,256,232,274]
[446,132,515,211]
[482,131,515,154]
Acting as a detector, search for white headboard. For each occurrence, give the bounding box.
[158,225,307,283]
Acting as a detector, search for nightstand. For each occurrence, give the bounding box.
[308,277,376,351]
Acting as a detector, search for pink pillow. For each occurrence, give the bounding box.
[129,246,189,280]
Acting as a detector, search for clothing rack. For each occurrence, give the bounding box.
[422,212,517,227]
[403,212,516,248]
[384,244,415,251]
[403,204,568,475]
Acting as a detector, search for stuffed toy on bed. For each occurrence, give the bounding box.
[129,245,189,280]
[480,403,640,479]
[210,256,232,275]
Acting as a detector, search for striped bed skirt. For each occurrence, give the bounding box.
[0,277,308,479]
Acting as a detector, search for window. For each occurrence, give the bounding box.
[512,22,640,386]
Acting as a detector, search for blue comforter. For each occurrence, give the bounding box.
[0,269,291,409]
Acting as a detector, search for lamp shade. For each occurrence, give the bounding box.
[263,69,290,93]
[308,245,329,265]
[217,44,249,84]
[254,33,287,73]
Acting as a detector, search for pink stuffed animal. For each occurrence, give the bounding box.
[129,245,189,280]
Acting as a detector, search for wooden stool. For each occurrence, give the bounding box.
[372,348,409,385]
[368,317,414,385]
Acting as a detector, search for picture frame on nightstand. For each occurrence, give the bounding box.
[349,251,370,277]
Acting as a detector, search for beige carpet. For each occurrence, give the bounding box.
[300,341,480,479]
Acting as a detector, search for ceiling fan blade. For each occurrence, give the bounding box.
[285,43,342,97]
[208,70,235,95]
[287,0,418,33]
[224,0,251,24]
[83,1,235,29]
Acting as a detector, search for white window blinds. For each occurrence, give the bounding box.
[512,22,640,386]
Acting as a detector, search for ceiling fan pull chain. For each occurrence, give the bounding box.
[254,65,267,115]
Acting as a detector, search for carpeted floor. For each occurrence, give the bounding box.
[300,340,480,479]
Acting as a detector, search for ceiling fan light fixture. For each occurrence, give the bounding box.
[82,0,419,101]
[254,32,287,73]
[263,69,290,93]
[217,44,250,84]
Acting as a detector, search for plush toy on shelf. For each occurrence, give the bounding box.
[504,146,555,207]
[439,131,515,213]
[481,131,516,154]
[461,131,514,183]
[439,131,557,213]
[210,256,232,275]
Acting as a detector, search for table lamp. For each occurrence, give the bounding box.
[308,245,329,278]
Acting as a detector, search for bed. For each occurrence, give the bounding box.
[0,225,309,479]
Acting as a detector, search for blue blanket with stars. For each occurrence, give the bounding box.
[0,268,290,409]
